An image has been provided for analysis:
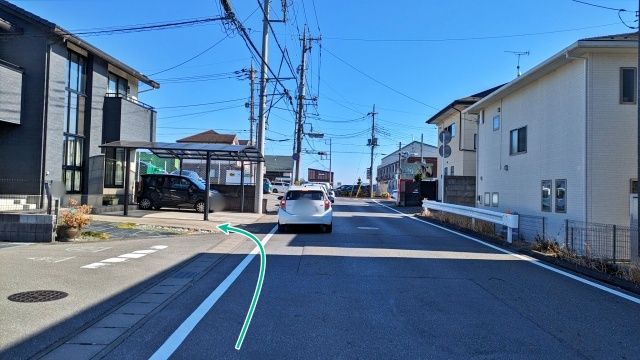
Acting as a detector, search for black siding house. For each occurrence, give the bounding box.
[0,0,159,206]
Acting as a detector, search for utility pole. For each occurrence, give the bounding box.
[255,0,270,214]
[637,0,639,250]
[368,105,377,198]
[294,28,307,183]
[420,133,424,163]
[329,138,332,186]
[248,62,256,146]
[397,141,402,184]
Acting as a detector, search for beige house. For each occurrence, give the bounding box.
[426,86,501,202]
[466,33,638,261]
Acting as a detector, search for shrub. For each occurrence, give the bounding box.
[60,199,92,229]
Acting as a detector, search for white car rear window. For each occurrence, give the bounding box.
[286,190,324,201]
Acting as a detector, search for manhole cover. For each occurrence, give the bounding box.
[8,290,68,303]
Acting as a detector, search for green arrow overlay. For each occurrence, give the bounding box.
[216,223,267,350]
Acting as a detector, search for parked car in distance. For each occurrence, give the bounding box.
[335,185,354,196]
[307,182,335,203]
[136,174,224,213]
[271,181,290,193]
[263,178,272,194]
[277,185,333,233]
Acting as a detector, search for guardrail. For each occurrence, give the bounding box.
[422,200,519,243]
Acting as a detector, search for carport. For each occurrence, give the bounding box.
[100,141,264,220]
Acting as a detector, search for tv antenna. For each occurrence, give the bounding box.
[505,50,529,77]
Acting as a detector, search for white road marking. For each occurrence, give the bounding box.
[119,253,147,259]
[27,256,75,263]
[133,250,158,254]
[81,246,167,269]
[374,201,640,305]
[357,226,379,230]
[149,225,278,360]
[81,262,110,269]
[66,246,111,253]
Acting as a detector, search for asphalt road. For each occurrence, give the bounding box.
[4,198,640,359]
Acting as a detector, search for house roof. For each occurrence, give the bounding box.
[380,141,437,162]
[177,130,238,144]
[426,84,504,124]
[264,155,294,172]
[466,32,638,114]
[238,139,250,145]
[0,0,159,89]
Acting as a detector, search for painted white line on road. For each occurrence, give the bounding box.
[66,246,111,253]
[27,256,75,263]
[374,201,640,305]
[119,253,147,259]
[357,226,379,230]
[133,250,158,254]
[81,262,109,269]
[81,246,168,269]
[149,225,278,360]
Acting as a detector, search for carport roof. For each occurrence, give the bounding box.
[100,141,264,162]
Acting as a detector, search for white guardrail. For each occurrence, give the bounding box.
[422,200,519,243]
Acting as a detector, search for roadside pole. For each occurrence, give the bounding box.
[255,0,269,214]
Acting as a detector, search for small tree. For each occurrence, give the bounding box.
[414,172,423,182]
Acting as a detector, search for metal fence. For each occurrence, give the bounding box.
[565,220,631,263]
[516,214,546,243]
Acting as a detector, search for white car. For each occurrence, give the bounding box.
[271,181,290,193]
[307,182,335,203]
[277,185,333,233]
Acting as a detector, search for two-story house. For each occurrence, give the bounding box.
[0,0,159,207]
[426,85,502,203]
[466,33,637,250]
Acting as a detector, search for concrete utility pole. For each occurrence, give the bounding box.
[329,138,332,186]
[368,104,377,198]
[294,28,307,183]
[248,62,256,146]
[637,2,639,247]
[255,0,270,214]
[397,141,402,182]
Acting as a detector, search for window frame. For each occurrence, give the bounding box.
[620,67,637,105]
[555,179,567,213]
[492,115,500,131]
[541,179,552,212]
[104,148,125,188]
[491,192,499,207]
[509,126,527,155]
[62,50,87,194]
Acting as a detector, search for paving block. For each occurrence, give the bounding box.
[41,344,104,360]
[67,326,128,345]
[93,313,145,328]
[114,302,160,315]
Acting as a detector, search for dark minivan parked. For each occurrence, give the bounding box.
[136,174,224,213]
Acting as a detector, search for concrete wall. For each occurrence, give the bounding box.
[444,176,476,206]
[0,213,55,243]
[476,58,587,240]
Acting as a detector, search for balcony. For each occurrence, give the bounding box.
[103,93,157,143]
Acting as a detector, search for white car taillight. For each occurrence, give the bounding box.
[324,198,331,210]
[280,198,286,209]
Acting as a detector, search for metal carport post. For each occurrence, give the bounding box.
[204,151,211,220]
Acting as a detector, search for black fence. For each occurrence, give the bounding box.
[565,220,631,263]
[516,214,546,243]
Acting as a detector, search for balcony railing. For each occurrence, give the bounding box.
[105,92,154,110]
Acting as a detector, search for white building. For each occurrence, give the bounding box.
[376,141,438,195]
[466,33,638,257]
[426,86,502,202]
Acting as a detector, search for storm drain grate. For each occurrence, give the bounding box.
[8,290,68,303]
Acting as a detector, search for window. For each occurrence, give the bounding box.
[491,192,499,207]
[510,126,527,155]
[104,148,125,188]
[63,51,86,193]
[541,180,552,212]
[480,110,485,124]
[620,67,637,104]
[492,115,500,131]
[450,166,455,176]
[108,72,129,96]
[443,123,456,138]
[555,179,567,213]
[484,192,490,206]
[631,179,637,194]
[444,167,448,176]
[474,134,477,150]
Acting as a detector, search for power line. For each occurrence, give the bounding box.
[322,22,622,43]
[570,0,627,12]
[323,46,438,110]
[155,97,247,109]
[149,35,230,76]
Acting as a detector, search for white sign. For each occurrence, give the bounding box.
[226,170,252,184]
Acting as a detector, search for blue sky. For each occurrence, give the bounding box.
[10,0,638,184]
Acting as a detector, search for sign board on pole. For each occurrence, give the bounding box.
[438,131,452,144]
[439,145,452,158]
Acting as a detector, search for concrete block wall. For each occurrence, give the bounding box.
[0,213,55,243]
